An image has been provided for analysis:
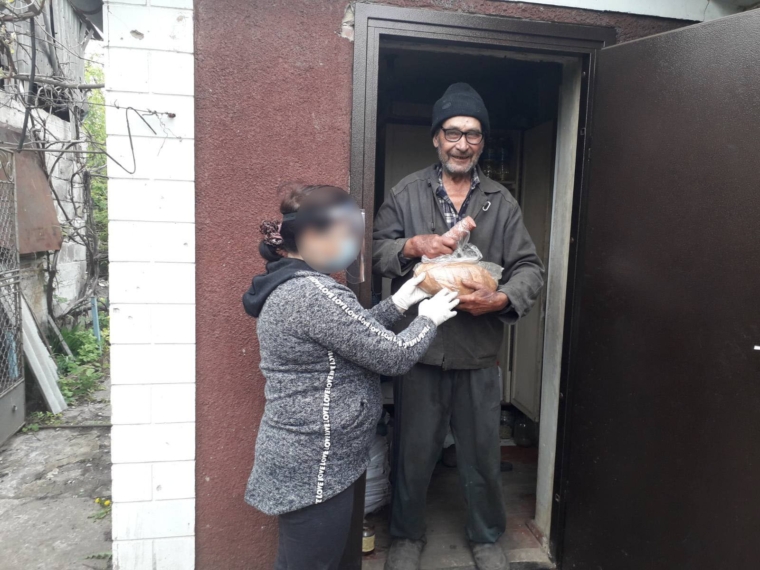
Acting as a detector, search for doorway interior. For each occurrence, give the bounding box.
[361,36,584,570]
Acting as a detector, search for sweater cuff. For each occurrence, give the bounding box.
[497,282,522,324]
[415,315,437,328]
[391,238,416,276]
[398,251,416,274]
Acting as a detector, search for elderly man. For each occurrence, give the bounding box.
[373,83,544,570]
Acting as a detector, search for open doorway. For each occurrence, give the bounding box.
[362,36,584,570]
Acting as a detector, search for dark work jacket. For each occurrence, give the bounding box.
[372,164,545,370]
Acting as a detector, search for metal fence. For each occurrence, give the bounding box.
[0,150,22,400]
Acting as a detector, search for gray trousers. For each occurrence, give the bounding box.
[390,364,506,543]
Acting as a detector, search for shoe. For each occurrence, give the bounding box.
[384,538,425,570]
[470,541,509,570]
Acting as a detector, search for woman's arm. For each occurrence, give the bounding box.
[368,296,404,328]
[294,275,436,377]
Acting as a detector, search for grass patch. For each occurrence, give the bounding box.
[85,552,112,561]
[21,411,63,433]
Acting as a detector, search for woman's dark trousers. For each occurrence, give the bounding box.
[274,481,355,570]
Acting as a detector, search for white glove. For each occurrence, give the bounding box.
[392,274,431,312]
[418,288,459,326]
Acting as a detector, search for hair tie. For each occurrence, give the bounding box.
[260,220,283,246]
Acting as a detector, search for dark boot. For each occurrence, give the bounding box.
[384,538,425,570]
[470,542,509,570]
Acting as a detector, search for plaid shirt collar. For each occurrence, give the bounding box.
[434,163,481,229]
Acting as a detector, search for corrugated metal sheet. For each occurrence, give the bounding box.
[0,127,63,254]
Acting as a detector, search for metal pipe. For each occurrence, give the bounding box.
[90,296,101,351]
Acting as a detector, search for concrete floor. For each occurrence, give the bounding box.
[0,382,111,570]
[363,446,554,570]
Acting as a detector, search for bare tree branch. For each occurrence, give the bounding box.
[10,73,104,90]
[17,13,36,150]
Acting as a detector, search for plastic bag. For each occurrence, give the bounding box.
[421,216,479,264]
[364,434,391,515]
[415,216,503,295]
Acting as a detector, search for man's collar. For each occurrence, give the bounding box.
[435,162,481,191]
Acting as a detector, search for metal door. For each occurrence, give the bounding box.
[559,11,760,570]
[0,151,23,446]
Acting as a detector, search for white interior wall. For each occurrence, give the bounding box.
[104,1,196,569]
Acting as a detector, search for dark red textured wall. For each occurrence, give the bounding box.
[194,2,687,568]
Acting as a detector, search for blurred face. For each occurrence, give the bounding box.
[294,205,364,274]
[433,116,485,176]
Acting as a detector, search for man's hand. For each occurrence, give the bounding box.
[403,234,458,259]
[458,279,508,316]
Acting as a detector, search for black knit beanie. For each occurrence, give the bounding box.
[431,83,490,137]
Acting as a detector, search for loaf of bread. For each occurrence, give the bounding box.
[414,261,498,295]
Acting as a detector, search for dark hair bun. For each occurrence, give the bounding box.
[260,220,283,246]
[259,240,283,262]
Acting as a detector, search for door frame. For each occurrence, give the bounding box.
[349,3,615,566]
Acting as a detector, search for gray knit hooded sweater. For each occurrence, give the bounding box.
[243,260,437,516]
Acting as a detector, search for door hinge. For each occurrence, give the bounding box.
[579,127,586,136]
[554,493,561,503]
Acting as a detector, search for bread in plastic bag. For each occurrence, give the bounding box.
[414,216,503,295]
[415,260,502,295]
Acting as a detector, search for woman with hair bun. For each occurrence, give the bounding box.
[242,183,459,570]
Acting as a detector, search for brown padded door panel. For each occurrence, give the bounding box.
[562,11,760,570]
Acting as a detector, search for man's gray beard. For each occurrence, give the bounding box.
[438,147,482,178]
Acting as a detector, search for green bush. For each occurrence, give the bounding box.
[59,324,101,364]
[57,362,102,404]
[54,312,110,404]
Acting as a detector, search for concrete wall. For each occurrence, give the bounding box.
[104,1,196,569]
[0,96,88,324]
[1,0,94,323]
[193,1,687,569]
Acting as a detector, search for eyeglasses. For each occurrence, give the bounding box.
[442,128,484,145]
